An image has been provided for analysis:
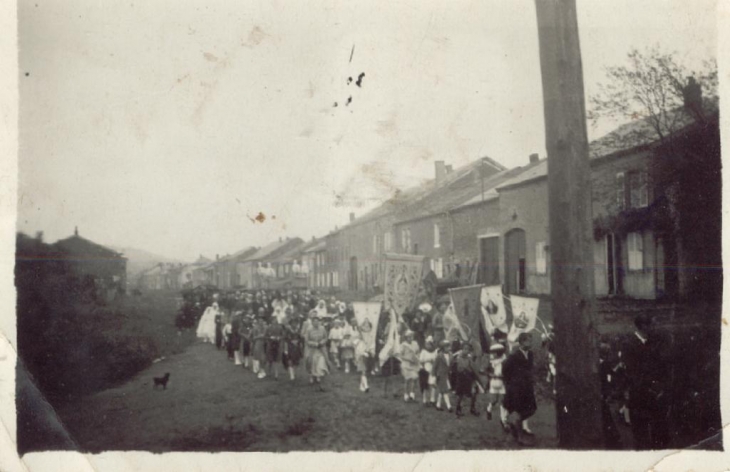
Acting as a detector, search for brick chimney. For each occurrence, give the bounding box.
[74,226,78,237]
[435,160,446,183]
[445,164,453,174]
[529,153,539,164]
[216,254,219,261]
[349,212,355,222]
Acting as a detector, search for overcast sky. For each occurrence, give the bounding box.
[17,0,717,261]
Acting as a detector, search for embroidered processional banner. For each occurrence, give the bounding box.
[480,285,508,335]
[353,301,381,354]
[383,253,425,320]
[449,284,487,354]
[507,295,539,342]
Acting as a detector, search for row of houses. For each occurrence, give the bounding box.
[311,98,720,301]
[138,95,719,302]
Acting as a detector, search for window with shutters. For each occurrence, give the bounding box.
[434,224,441,248]
[618,171,649,210]
[629,171,648,208]
[384,232,392,251]
[627,232,644,271]
[536,241,547,275]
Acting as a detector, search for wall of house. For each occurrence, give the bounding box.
[451,199,501,269]
[591,151,663,299]
[338,216,394,292]
[591,151,652,219]
[498,181,550,295]
[237,262,253,289]
[393,214,452,278]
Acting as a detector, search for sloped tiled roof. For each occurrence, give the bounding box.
[344,156,506,229]
[395,164,518,224]
[496,100,719,192]
[495,159,549,191]
[302,239,326,253]
[243,238,304,262]
[53,234,125,260]
[216,246,257,264]
[589,97,718,159]
[452,189,500,211]
[270,240,307,263]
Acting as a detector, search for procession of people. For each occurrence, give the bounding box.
[192,287,543,445]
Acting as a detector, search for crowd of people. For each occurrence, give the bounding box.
[183,285,705,450]
[192,288,544,445]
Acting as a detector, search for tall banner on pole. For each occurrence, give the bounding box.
[443,302,466,342]
[507,295,539,342]
[448,284,486,354]
[480,285,508,335]
[383,253,425,320]
[378,308,400,367]
[353,302,381,354]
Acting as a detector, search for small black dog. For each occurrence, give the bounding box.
[153,373,170,390]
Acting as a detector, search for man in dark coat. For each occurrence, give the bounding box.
[623,313,670,450]
[409,308,430,349]
[214,311,223,350]
[503,332,537,443]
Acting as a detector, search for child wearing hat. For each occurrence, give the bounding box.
[486,343,508,428]
[451,342,481,417]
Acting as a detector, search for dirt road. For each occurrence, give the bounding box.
[58,342,558,452]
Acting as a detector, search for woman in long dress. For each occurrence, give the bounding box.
[300,309,316,372]
[305,316,329,391]
[251,318,267,377]
[196,302,219,344]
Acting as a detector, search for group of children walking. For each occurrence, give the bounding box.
[393,330,511,430]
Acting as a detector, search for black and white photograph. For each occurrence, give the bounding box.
[2,0,728,469]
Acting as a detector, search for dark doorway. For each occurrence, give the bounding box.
[505,229,526,294]
[478,236,500,285]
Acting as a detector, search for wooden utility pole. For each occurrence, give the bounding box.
[534,0,604,448]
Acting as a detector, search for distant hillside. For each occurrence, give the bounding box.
[109,246,183,278]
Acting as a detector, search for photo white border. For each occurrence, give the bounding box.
[1,1,729,470]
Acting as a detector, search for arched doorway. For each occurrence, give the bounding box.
[504,229,526,294]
